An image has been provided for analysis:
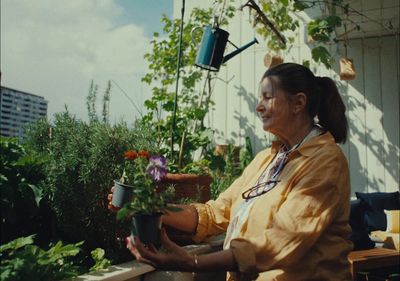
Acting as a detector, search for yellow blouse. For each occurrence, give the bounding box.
[192,132,353,281]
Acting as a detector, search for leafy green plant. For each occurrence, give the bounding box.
[210,139,254,199]
[0,137,52,245]
[140,3,235,173]
[115,150,175,219]
[89,248,111,272]
[244,0,355,68]
[0,235,84,281]
[24,84,138,264]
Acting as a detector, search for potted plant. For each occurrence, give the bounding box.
[114,149,175,247]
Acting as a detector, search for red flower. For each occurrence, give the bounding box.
[124,150,138,160]
[138,150,150,159]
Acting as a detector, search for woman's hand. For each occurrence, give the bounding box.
[126,228,196,271]
[107,186,120,212]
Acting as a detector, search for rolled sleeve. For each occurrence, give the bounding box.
[191,203,212,242]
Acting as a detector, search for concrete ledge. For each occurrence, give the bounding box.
[71,243,215,281]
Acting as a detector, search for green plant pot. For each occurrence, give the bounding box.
[111,180,133,208]
[131,214,162,247]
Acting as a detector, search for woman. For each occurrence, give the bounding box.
[115,63,353,280]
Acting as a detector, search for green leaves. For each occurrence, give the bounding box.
[23,110,142,264]
[1,137,48,243]
[308,15,341,42]
[0,235,35,255]
[0,236,84,281]
[90,248,111,272]
[140,6,233,172]
[311,46,334,69]
[252,0,351,68]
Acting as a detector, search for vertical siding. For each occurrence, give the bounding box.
[380,35,400,192]
[344,39,369,194]
[364,38,386,191]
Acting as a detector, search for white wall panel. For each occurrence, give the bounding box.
[380,35,400,192]
[364,38,386,191]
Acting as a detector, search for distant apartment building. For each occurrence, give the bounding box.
[0,86,48,138]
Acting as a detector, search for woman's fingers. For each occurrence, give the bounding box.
[126,236,155,266]
[107,202,119,212]
[107,185,120,212]
[160,227,179,252]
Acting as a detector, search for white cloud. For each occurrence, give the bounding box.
[1,0,151,122]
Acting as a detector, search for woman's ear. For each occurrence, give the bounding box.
[292,92,307,114]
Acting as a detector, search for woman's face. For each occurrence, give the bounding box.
[256,77,294,136]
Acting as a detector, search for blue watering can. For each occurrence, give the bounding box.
[193,25,258,71]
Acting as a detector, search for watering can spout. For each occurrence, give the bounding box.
[193,25,259,72]
[222,38,259,64]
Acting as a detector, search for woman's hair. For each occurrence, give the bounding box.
[262,63,348,144]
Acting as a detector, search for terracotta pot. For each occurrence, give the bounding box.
[158,173,212,203]
[132,214,162,247]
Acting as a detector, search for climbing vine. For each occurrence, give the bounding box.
[242,0,373,68]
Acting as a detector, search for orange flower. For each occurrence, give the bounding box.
[138,150,150,159]
[124,150,138,160]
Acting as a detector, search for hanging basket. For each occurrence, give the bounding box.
[340,58,356,81]
[264,53,284,68]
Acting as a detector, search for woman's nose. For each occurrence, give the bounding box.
[256,99,264,112]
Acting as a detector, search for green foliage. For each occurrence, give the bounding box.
[0,235,84,281]
[252,0,353,68]
[141,4,235,173]
[210,139,254,199]
[307,15,341,43]
[255,0,299,51]
[23,84,138,264]
[25,113,133,259]
[311,46,335,69]
[117,185,175,219]
[89,248,111,272]
[116,150,174,217]
[180,159,211,175]
[0,137,51,244]
[239,137,254,171]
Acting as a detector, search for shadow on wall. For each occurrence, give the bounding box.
[234,85,271,153]
[336,37,399,192]
[345,91,398,192]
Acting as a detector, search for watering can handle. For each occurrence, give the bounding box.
[191,26,203,45]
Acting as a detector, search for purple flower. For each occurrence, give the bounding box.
[146,155,167,182]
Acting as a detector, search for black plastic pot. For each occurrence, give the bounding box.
[131,214,162,247]
[111,180,133,208]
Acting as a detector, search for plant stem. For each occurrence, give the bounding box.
[171,0,185,158]
[242,0,287,46]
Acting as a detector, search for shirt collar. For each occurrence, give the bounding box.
[270,131,335,157]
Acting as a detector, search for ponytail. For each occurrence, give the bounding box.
[315,77,348,144]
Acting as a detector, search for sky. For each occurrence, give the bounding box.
[1,0,173,123]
